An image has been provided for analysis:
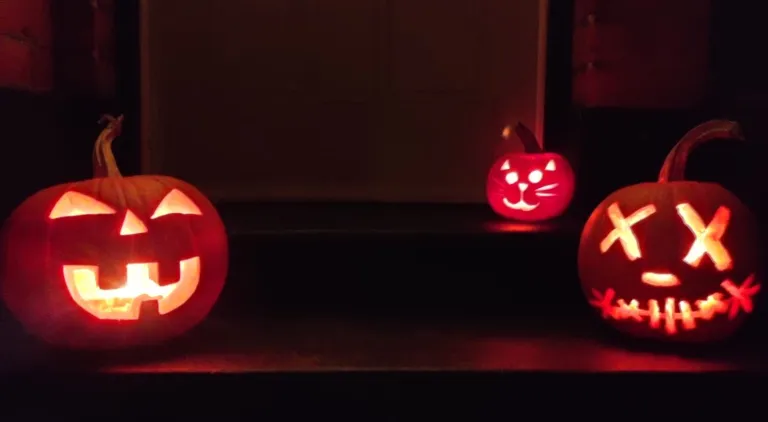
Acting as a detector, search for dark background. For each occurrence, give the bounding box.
[3,1,767,220]
[1,0,768,375]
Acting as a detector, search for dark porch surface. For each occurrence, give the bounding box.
[1,203,767,376]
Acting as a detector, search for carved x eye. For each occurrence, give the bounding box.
[600,202,657,260]
[677,204,732,271]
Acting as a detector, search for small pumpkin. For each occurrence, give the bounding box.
[0,115,228,349]
[578,120,760,342]
[486,123,575,221]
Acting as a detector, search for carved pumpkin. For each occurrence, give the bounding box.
[486,123,575,221]
[0,115,228,349]
[578,120,760,342]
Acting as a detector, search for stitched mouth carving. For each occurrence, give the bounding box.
[589,274,760,335]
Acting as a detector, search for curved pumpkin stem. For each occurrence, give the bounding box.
[93,114,124,178]
[657,119,744,183]
[502,122,543,154]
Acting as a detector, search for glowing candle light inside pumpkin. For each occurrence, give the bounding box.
[578,119,761,343]
[486,122,575,222]
[0,115,228,350]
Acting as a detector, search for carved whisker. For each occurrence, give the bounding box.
[535,192,555,197]
[535,183,559,192]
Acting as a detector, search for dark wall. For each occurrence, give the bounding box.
[0,0,140,222]
[1,0,766,221]
[140,0,549,203]
[568,1,768,222]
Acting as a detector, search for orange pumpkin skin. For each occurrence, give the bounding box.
[0,117,228,349]
[578,120,762,343]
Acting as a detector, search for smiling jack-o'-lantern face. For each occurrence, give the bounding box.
[578,120,762,342]
[0,115,228,349]
[486,123,575,222]
[50,188,204,321]
[486,153,575,221]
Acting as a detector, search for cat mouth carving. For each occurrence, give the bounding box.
[501,182,560,212]
[502,197,539,211]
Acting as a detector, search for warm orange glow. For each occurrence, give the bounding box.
[677,204,732,271]
[545,159,556,171]
[589,274,760,335]
[151,189,202,219]
[600,202,657,260]
[120,210,148,235]
[721,276,760,319]
[641,272,680,287]
[49,191,116,219]
[62,257,201,320]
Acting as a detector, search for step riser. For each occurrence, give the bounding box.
[219,234,584,317]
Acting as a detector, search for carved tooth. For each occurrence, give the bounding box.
[679,301,695,330]
[664,298,677,335]
[649,300,660,328]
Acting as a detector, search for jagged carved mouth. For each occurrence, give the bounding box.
[589,274,760,335]
[502,198,539,211]
[62,257,201,321]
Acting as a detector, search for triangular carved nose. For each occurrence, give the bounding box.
[120,210,148,236]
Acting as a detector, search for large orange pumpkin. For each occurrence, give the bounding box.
[578,120,761,342]
[0,115,228,349]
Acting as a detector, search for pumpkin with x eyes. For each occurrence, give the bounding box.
[578,120,761,342]
[486,123,575,221]
[0,116,228,349]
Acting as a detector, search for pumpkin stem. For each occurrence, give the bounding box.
[93,114,124,178]
[657,120,744,183]
[503,122,543,154]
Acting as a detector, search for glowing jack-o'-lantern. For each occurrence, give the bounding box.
[0,115,228,349]
[578,120,761,342]
[486,123,575,221]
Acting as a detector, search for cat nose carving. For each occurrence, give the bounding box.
[518,183,529,191]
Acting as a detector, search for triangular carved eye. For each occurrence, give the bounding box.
[50,191,116,219]
[151,189,202,219]
[500,160,510,171]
